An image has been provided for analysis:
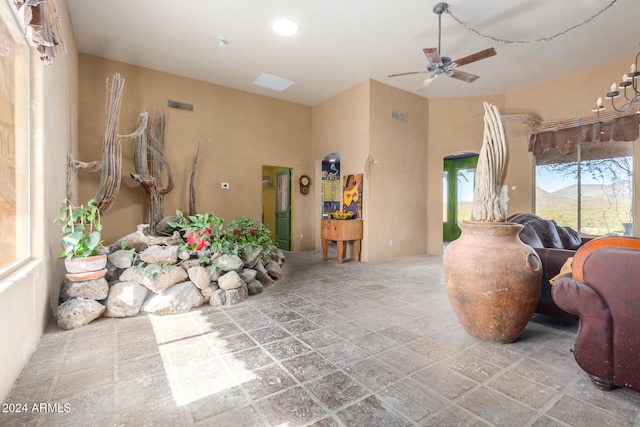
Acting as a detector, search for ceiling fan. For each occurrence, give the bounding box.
[389,2,497,91]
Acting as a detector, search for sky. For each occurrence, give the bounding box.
[447,164,629,203]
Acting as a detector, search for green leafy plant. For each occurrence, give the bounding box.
[169,211,275,263]
[168,210,224,252]
[226,216,275,262]
[54,199,103,259]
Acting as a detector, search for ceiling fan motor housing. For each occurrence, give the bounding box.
[433,2,448,15]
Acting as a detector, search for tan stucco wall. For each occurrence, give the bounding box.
[311,80,430,261]
[77,55,315,250]
[0,0,78,402]
[311,80,371,258]
[425,95,505,254]
[367,80,430,261]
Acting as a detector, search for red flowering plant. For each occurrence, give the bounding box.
[168,211,223,252]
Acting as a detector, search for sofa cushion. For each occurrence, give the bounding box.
[510,213,581,250]
[556,223,582,249]
[519,223,544,248]
[528,219,563,248]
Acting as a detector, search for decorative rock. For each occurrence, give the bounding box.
[200,284,218,298]
[209,289,227,307]
[105,264,124,283]
[69,224,290,323]
[178,249,191,261]
[142,281,202,315]
[254,259,268,277]
[120,264,188,294]
[241,247,262,268]
[265,260,283,279]
[118,265,145,283]
[254,260,273,287]
[209,266,222,281]
[247,280,264,296]
[110,224,183,252]
[104,281,148,317]
[272,249,286,265]
[225,285,248,305]
[154,215,182,236]
[180,259,201,270]
[56,298,106,330]
[188,266,211,290]
[240,268,258,284]
[218,270,244,290]
[258,275,274,288]
[214,254,244,272]
[108,249,134,269]
[140,245,179,265]
[61,277,109,301]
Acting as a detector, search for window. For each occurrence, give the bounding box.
[535,140,633,236]
[0,3,30,274]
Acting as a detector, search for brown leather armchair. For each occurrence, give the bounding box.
[551,236,640,392]
[508,213,585,322]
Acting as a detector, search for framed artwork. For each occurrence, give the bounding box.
[343,174,363,219]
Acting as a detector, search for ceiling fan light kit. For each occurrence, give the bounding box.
[388,2,497,91]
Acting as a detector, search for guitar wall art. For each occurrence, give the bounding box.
[343,174,363,219]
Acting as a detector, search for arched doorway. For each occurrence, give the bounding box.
[443,152,478,241]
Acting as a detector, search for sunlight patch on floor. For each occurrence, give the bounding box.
[149,310,256,406]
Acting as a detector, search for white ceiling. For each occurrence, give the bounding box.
[67,0,638,106]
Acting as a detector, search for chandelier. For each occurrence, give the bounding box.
[593,49,640,115]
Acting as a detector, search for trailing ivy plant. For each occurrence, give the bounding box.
[54,198,103,260]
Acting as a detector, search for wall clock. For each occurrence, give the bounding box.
[299,175,311,194]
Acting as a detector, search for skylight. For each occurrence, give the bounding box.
[252,73,295,91]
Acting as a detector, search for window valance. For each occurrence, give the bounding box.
[528,114,639,156]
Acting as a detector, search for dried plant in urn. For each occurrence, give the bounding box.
[472,102,509,222]
[443,101,542,344]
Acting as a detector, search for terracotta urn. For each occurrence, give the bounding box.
[443,220,542,343]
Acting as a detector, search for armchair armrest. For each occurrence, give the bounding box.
[552,276,613,378]
[571,236,640,282]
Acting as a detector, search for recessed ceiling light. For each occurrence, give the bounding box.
[272,18,299,36]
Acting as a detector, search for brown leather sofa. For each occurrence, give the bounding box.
[551,236,640,392]
[508,213,585,322]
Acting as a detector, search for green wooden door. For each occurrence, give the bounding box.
[443,155,478,241]
[275,169,291,250]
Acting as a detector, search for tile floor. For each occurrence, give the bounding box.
[2,249,640,426]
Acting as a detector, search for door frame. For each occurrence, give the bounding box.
[275,168,292,250]
[443,154,478,242]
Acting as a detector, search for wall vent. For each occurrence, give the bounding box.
[391,111,407,121]
[168,100,194,111]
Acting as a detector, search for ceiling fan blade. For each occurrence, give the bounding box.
[423,47,441,65]
[388,71,427,78]
[448,70,480,83]
[415,74,437,91]
[451,47,497,68]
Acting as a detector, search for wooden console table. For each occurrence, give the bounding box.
[321,219,363,264]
